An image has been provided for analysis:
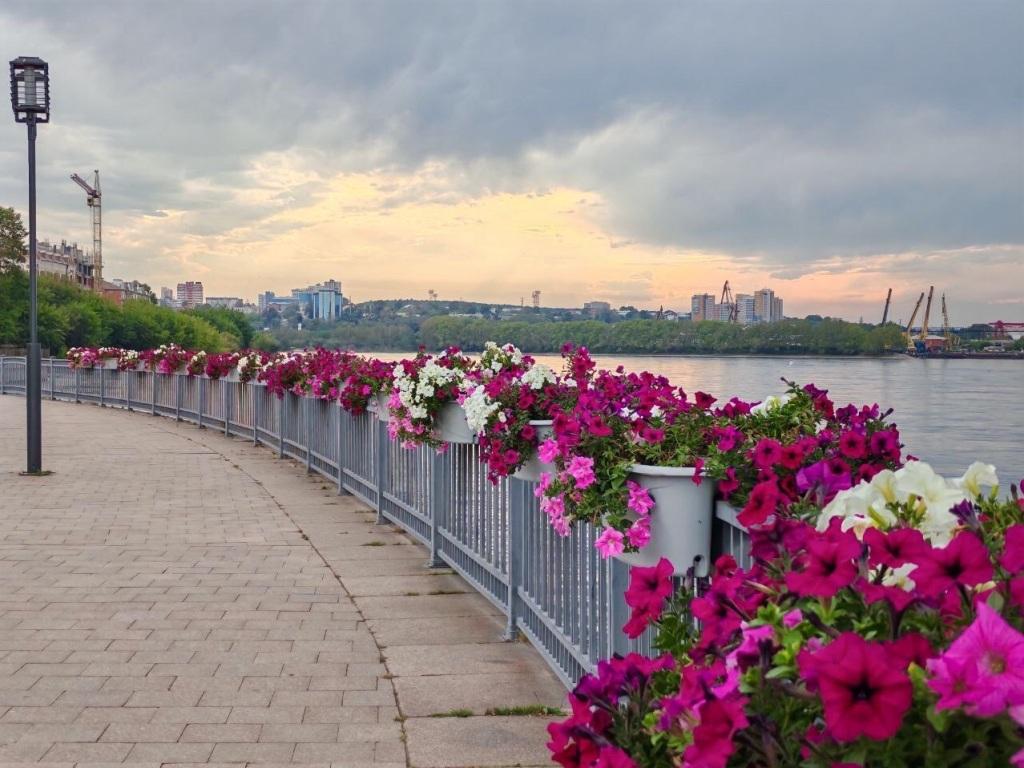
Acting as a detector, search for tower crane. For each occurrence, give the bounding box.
[719,280,738,323]
[919,285,934,341]
[70,170,102,293]
[881,288,892,324]
[904,291,925,349]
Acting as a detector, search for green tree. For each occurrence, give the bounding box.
[0,206,28,273]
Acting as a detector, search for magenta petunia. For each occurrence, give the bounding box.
[912,531,994,598]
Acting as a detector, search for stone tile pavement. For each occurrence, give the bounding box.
[0,397,564,767]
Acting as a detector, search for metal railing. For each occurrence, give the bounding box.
[0,357,750,687]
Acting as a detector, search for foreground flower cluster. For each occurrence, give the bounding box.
[549,463,1024,767]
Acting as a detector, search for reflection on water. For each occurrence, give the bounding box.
[374,351,1024,486]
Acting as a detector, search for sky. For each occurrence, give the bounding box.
[0,1,1021,324]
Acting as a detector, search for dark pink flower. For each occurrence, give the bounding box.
[912,532,993,598]
[802,633,912,742]
[752,438,784,470]
[785,523,862,598]
[738,480,781,527]
[864,527,929,569]
[1002,525,1024,574]
[837,430,867,460]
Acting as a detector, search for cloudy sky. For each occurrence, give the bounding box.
[1,1,1021,323]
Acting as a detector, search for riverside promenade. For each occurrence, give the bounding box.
[0,397,563,767]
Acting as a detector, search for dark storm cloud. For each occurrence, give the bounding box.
[0,0,1021,272]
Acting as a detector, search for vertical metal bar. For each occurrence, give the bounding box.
[25,120,42,474]
[428,447,447,567]
[1,357,5,395]
[197,377,205,429]
[224,379,230,436]
[279,394,286,459]
[126,369,133,411]
[48,357,54,400]
[608,558,631,657]
[504,478,525,640]
[151,371,157,415]
[375,419,388,524]
[175,374,182,421]
[74,368,80,403]
[336,403,346,495]
[305,397,313,473]
[253,384,260,445]
[99,366,106,407]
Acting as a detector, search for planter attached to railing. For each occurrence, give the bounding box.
[616,463,714,577]
[513,420,555,482]
[100,359,119,371]
[436,402,477,444]
[371,392,390,422]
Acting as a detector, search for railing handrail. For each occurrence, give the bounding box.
[0,356,750,687]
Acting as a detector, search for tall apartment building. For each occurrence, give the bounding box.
[772,296,784,322]
[735,294,755,324]
[176,281,204,308]
[754,288,775,322]
[690,293,716,322]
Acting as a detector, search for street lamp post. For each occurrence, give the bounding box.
[9,57,50,475]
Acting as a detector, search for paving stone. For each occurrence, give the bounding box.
[404,715,558,767]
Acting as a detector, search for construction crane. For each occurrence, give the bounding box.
[719,280,738,323]
[881,288,892,324]
[531,290,541,309]
[941,293,958,350]
[904,291,925,348]
[919,285,934,341]
[427,289,437,301]
[70,170,102,294]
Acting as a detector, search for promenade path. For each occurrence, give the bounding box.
[0,397,564,767]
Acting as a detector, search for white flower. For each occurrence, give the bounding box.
[954,462,998,497]
[881,563,917,592]
[650,405,663,419]
[750,392,793,415]
[520,363,557,390]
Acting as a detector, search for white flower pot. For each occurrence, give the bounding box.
[436,402,476,444]
[100,359,119,371]
[616,463,714,577]
[225,370,240,382]
[513,420,555,482]
[371,392,391,422]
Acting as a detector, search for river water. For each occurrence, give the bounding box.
[375,352,1023,487]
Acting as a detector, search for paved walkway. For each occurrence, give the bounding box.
[0,396,563,767]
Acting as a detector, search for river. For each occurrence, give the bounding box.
[375,352,1024,487]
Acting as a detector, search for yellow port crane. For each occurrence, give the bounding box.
[919,286,935,341]
[941,293,958,350]
[904,291,925,348]
[719,280,738,323]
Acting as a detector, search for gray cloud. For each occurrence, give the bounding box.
[0,0,1021,319]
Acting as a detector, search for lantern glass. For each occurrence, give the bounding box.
[9,57,49,123]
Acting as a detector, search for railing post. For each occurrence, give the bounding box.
[48,358,54,400]
[375,419,389,524]
[224,380,231,436]
[1,357,6,395]
[253,383,260,445]
[175,374,182,422]
[305,396,313,473]
[336,404,347,495]
[504,478,526,640]
[279,394,286,459]
[126,369,133,412]
[151,372,157,416]
[197,377,205,429]
[608,558,632,658]
[99,367,106,407]
[427,446,448,567]
[74,368,80,403]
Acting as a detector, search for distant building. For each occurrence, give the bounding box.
[206,297,244,309]
[176,281,204,308]
[583,301,612,317]
[37,239,96,289]
[258,291,299,314]
[772,296,784,322]
[735,294,755,325]
[104,279,151,306]
[754,288,776,322]
[690,293,716,322]
[290,279,343,321]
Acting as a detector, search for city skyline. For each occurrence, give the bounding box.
[1,3,1021,325]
